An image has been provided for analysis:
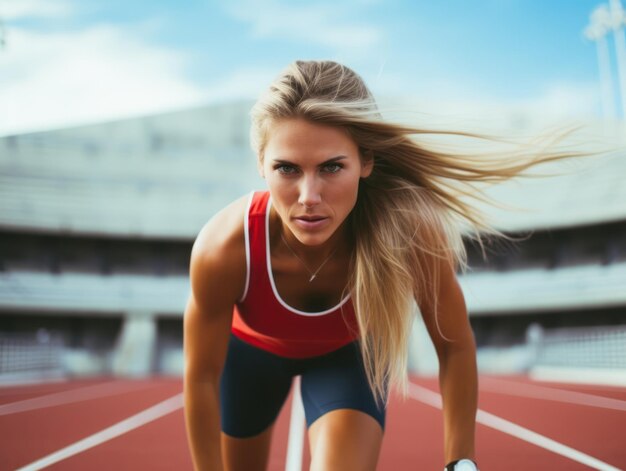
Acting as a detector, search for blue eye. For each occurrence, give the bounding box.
[323,163,343,173]
[275,164,298,175]
[273,162,343,175]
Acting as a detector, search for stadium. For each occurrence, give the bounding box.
[1,102,624,386]
[1,1,624,470]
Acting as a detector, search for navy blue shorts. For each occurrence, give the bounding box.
[220,333,388,438]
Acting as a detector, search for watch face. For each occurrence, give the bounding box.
[455,459,477,471]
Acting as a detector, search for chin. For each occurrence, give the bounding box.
[290,227,333,246]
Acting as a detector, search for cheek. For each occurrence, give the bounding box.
[265,175,297,214]
[329,174,361,213]
[266,174,292,196]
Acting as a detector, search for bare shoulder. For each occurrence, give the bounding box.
[192,193,250,257]
[189,193,251,308]
[184,193,251,380]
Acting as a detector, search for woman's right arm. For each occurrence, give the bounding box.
[183,197,247,471]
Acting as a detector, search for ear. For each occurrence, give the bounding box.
[360,150,374,178]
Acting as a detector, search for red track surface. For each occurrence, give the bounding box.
[0,374,624,470]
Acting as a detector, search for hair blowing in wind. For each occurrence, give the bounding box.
[249,60,586,407]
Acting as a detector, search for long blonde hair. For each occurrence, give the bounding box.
[250,60,583,407]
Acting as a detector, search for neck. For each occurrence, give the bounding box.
[280,222,348,267]
[271,208,352,269]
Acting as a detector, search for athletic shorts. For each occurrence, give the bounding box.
[220,333,388,438]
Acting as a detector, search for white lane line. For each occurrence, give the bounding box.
[15,392,184,471]
[479,376,626,412]
[285,376,305,471]
[0,376,67,391]
[530,367,626,388]
[0,380,156,416]
[475,409,622,471]
[408,382,621,471]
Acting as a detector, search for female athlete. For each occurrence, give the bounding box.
[183,60,576,470]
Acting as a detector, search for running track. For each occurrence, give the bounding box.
[0,374,624,470]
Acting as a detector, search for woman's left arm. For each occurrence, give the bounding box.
[417,257,478,464]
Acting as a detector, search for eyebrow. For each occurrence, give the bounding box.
[272,156,348,167]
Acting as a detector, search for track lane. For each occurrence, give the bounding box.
[0,378,111,402]
[475,386,624,468]
[1,377,182,471]
[1,374,624,471]
[403,377,622,471]
[0,380,159,416]
[483,374,626,401]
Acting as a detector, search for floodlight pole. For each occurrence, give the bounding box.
[586,5,616,121]
[597,35,617,119]
[610,0,626,117]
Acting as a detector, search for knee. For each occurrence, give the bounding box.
[308,409,383,471]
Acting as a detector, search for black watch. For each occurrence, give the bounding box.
[444,459,478,471]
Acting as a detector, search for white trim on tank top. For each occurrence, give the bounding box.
[266,197,351,317]
[237,191,254,303]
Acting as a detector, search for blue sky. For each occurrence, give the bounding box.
[0,0,609,135]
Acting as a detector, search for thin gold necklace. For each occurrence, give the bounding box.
[280,232,339,282]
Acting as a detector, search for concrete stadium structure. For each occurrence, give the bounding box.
[0,101,624,386]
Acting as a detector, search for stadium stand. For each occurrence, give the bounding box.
[0,102,624,386]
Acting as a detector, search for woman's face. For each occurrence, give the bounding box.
[260,118,373,246]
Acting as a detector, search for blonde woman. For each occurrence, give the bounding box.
[183,60,576,471]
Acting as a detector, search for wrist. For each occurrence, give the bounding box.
[444,458,478,471]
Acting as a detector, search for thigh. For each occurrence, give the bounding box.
[221,426,275,471]
[220,334,294,468]
[299,341,388,470]
[299,341,388,432]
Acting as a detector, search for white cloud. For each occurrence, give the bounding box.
[226,0,382,52]
[520,82,599,119]
[0,0,389,136]
[0,0,600,138]
[202,66,279,103]
[0,24,208,135]
[373,77,600,134]
[1,0,74,20]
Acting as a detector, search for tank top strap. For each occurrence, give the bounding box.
[232,190,361,358]
[238,190,271,303]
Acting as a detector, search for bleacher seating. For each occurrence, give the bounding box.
[0,101,263,237]
[1,102,624,381]
[1,261,624,317]
[460,262,626,314]
[474,150,626,231]
[0,104,623,237]
[0,272,189,314]
[532,324,626,369]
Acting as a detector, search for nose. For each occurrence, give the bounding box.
[298,174,322,208]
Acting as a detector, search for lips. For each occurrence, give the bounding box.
[292,215,329,231]
[296,215,326,221]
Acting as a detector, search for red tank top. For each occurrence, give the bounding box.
[231,191,360,358]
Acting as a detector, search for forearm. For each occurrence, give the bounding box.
[438,345,478,463]
[184,378,224,471]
